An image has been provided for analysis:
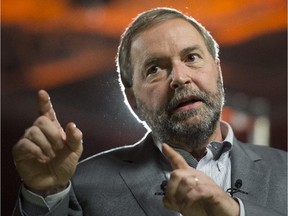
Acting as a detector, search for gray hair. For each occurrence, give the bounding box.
[116,7,219,89]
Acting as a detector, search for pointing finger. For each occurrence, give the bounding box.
[38,90,57,121]
[162,143,190,170]
[38,90,64,138]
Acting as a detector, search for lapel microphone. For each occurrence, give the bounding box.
[226,179,248,197]
[154,180,168,196]
[155,179,249,197]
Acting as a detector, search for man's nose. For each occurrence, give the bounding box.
[170,63,192,89]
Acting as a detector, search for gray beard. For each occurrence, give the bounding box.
[135,78,224,150]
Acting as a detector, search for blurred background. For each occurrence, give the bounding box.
[1,0,287,214]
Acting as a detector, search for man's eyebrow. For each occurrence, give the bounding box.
[143,57,161,68]
[180,45,203,56]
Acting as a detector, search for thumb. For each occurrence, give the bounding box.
[65,122,83,154]
[162,143,190,170]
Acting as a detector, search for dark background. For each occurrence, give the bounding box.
[2,0,287,214]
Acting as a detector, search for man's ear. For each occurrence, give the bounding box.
[215,58,223,79]
[215,58,221,70]
[125,88,138,113]
[215,59,222,72]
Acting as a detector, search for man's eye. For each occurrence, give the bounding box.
[147,66,161,76]
[186,54,200,62]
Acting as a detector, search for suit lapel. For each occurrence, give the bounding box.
[119,135,178,216]
[230,139,271,206]
[120,135,272,214]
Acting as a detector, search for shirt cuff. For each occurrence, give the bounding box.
[21,182,71,210]
[234,197,245,216]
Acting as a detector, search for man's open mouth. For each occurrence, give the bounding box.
[174,96,203,111]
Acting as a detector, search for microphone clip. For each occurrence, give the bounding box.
[154,180,168,196]
[226,179,248,197]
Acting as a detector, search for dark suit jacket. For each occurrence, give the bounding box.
[14,133,287,215]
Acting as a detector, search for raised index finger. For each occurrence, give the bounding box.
[38,90,56,121]
[162,143,190,170]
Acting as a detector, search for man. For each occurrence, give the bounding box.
[12,7,286,216]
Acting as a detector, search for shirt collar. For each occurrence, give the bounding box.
[220,121,234,145]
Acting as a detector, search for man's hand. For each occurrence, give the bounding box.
[162,143,239,216]
[12,90,83,196]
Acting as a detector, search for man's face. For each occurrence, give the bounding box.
[128,18,224,150]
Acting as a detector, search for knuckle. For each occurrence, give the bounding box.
[53,131,63,142]
[181,177,190,187]
[29,126,41,138]
[170,171,178,179]
[170,170,184,179]
[34,115,48,126]
[13,139,29,155]
[41,143,52,152]
[12,142,21,156]
[29,145,41,156]
[194,185,205,197]
[38,137,52,151]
